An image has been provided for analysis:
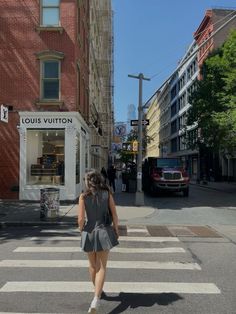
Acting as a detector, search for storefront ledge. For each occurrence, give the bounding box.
[35,26,64,34]
[35,100,64,108]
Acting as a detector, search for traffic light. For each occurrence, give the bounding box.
[122,142,132,151]
[132,140,138,152]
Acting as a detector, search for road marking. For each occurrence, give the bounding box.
[30,236,180,242]
[127,226,149,235]
[13,246,186,253]
[127,228,148,233]
[0,260,201,270]
[40,229,79,234]
[0,281,220,294]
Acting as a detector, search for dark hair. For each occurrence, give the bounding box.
[83,170,109,197]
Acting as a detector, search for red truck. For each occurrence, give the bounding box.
[142,157,190,196]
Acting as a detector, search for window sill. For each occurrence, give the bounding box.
[36,26,64,34]
[35,100,64,108]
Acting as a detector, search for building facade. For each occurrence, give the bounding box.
[145,93,160,157]
[194,8,236,180]
[145,8,235,181]
[168,41,199,178]
[0,0,113,200]
[127,104,136,134]
[89,0,114,170]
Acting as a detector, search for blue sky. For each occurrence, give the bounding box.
[112,0,236,123]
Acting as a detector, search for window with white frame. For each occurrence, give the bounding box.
[41,0,60,26]
[41,60,60,100]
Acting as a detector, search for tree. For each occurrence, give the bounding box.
[118,127,153,165]
[186,30,236,153]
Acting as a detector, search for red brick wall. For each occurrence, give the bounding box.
[0,0,90,198]
[0,0,89,114]
[0,113,19,199]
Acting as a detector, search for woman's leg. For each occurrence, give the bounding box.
[94,250,109,298]
[87,252,96,285]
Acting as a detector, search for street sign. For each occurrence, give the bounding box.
[0,104,8,123]
[114,123,126,136]
[130,119,149,126]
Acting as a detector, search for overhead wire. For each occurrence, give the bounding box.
[148,10,236,81]
[143,10,236,108]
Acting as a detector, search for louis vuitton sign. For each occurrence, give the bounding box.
[21,117,73,126]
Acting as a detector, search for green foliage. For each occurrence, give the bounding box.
[186,30,236,153]
[118,127,153,165]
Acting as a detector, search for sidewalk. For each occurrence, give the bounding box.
[0,190,155,227]
[190,180,236,194]
[1,179,235,227]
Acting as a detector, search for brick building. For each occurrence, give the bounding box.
[194,9,236,181]
[194,9,236,69]
[0,0,90,200]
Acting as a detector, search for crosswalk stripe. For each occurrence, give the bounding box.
[40,229,79,234]
[127,228,147,233]
[127,226,149,235]
[0,281,220,294]
[0,312,65,314]
[0,260,201,270]
[30,236,180,242]
[13,246,186,253]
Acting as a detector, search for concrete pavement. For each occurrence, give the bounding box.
[0,179,235,226]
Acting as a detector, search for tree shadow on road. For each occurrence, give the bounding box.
[102,292,183,313]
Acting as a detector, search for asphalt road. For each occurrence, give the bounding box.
[122,184,236,229]
[0,221,236,314]
[0,185,236,314]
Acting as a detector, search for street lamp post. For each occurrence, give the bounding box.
[128,73,150,206]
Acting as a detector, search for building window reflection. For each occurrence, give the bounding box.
[26,129,65,185]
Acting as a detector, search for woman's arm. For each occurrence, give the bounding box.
[78,194,85,231]
[109,193,119,238]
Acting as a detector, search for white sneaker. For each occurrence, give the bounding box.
[88,297,100,313]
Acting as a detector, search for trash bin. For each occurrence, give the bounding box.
[40,188,60,220]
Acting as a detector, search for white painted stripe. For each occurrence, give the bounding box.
[14,246,186,253]
[0,313,65,314]
[0,281,221,294]
[0,260,200,270]
[40,229,79,234]
[30,236,180,242]
[127,228,148,233]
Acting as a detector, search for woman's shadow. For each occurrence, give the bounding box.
[101,292,183,313]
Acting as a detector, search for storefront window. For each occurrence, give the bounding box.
[76,132,80,184]
[26,129,65,185]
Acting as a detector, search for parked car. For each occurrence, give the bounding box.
[142,157,190,196]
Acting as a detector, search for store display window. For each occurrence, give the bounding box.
[26,129,65,185]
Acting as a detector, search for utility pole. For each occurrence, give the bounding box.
[128,73,150,206]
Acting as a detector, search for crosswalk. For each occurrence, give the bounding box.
[0,226,221,313]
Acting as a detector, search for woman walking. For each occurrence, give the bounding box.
[78,170,119,313]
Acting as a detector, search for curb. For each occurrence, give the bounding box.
[0,221,77,228]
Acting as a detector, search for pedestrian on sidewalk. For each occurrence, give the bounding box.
[107,165,117,193]
[100,167,108,184]
[78,170,119,313]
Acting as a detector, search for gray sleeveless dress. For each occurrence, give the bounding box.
[81,190,119,252]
